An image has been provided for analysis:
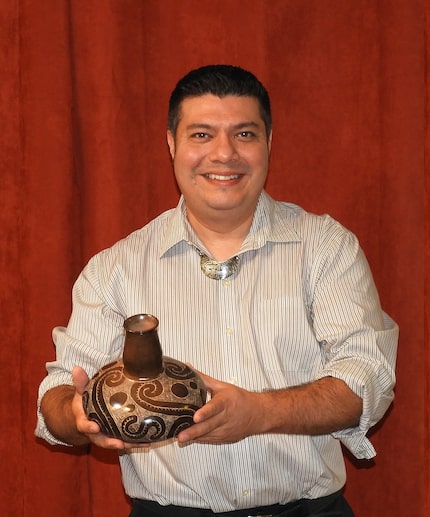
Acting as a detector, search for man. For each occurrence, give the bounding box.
[36,65,398,517]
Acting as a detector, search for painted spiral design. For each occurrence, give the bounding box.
[83,358,206,443]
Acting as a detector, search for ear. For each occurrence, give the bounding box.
[268,130,273,153]
[167,130,175,159]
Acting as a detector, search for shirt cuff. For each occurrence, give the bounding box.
[332,427,376,459]
[35,406,72,447]
[315,359,393,459]
[34,370,74,447]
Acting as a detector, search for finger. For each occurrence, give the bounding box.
[176,422,208,443]
[77,417,101,436]
[193,394,225,423]
[92,434,151,450]
[92,435,127,450]
[178,405,225,443]
[195,371,224,392]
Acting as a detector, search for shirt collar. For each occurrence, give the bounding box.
[160,191,301,258]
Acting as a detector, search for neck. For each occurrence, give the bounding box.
[187,210,253,261]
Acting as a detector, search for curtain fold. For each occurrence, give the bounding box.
[0,1,426,515]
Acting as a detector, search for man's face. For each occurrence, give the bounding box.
[167,94,272,224]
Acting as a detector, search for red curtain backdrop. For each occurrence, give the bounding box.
[1,1,427,515]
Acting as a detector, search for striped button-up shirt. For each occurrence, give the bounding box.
[36,191,398,512]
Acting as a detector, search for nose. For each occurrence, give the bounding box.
[209,133,239,163]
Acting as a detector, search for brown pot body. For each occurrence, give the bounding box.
[82,314,207,443]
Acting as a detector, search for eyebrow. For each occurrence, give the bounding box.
[185,121,262,131]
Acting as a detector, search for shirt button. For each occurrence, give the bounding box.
[242,489,250,497]
[226,327,233,335]
[223,280,231,287]
[229,377,238,385]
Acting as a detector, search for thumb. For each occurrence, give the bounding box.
[72,366,90,394]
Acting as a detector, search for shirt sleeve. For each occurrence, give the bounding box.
[35,250,127,445]
[310,218,398,459]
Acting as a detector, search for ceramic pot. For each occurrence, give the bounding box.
[82,314,206,443]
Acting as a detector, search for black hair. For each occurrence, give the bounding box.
[168,64,272,138]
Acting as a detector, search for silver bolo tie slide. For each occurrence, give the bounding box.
[191,244,240,280]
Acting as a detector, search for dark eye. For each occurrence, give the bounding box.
[236,131,255,139]
[192,132,208,139]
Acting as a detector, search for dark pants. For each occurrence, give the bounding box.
[129,490,355,517]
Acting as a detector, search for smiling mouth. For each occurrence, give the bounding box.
[203,173,241,180]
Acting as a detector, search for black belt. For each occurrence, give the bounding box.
[214,499,303,516]
[131,489,349,517]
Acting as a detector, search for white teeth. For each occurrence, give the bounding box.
[205,174,240,180]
